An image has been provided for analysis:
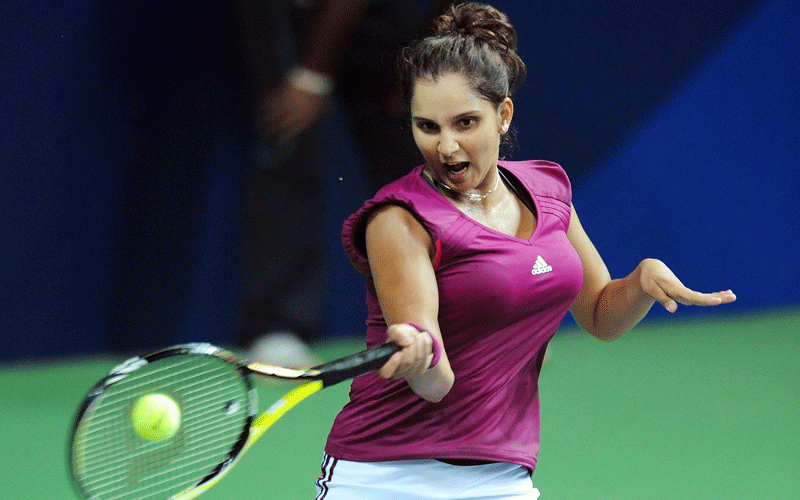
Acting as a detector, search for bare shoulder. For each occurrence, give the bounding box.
[365,204,434,258]
[366,204,425,236]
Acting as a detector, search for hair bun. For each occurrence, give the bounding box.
[398,1,527,115]
[434,2,517,53]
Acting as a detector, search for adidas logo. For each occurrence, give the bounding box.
[531,255,553,275]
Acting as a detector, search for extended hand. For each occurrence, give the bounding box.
[638,258,736,313]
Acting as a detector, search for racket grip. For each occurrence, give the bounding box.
[315,342,401,387]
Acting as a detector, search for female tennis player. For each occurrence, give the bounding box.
[317,3,736,498]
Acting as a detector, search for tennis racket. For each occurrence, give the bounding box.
[69,341,400,500]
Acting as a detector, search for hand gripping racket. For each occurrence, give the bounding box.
[69,341,400,500]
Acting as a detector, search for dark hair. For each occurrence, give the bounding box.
[399,2,527,112]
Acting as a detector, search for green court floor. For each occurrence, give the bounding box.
[2,309,798,499]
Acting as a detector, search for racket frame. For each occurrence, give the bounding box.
[69,341,400,500]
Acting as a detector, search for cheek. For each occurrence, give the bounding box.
[412,131,436,159]
[466,130,498,160]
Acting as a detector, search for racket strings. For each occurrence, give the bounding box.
[72,355,253,500]
[78,368,238,464]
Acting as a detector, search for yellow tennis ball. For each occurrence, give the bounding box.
[131,393,181,441]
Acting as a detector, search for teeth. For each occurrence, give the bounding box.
[445,162,469,172]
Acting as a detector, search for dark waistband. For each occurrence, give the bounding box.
[436,458,498,466]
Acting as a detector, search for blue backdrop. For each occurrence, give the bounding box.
[2,0,797,361]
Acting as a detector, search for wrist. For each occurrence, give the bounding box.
[286,66,335,96]
[405,322,441,368]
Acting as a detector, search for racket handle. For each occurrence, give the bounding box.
[315,342,401,387]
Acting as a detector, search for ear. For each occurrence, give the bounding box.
[498,97,514,134]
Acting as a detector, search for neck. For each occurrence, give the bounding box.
[430,168,501,203]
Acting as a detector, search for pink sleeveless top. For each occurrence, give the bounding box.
[325,160,583,472]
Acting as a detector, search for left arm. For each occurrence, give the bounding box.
[567,204,736,341]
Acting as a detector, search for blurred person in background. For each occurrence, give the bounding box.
[235,0,455,366]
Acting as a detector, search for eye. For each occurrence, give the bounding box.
[415,121,439,133]
[457,117,477,129]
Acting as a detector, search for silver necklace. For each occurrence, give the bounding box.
[433,170,501,202]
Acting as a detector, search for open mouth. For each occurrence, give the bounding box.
[444,161,470,175]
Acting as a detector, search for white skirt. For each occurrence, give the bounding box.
[315,454,541,500]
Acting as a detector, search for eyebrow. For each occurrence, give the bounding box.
[412,110,481,124]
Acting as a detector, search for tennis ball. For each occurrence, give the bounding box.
[131,393,181,441]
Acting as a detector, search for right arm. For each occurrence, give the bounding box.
[298,0,369,77]
[364,205,454,403]
[255,0,370,142]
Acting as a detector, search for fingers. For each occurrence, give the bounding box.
[645,282,680,313]
[639,259,736,313]
[654,275,737,312]
[710,289,737,304]
[378,324,434,380]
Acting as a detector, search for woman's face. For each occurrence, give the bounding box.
[410,72,512,198]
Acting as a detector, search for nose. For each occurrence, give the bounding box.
[438,131,460,158]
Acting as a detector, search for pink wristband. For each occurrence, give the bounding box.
[406,322,441,368]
